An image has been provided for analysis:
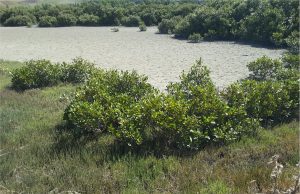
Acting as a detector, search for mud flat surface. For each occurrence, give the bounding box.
[0,26,285,90]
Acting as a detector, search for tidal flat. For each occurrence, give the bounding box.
[0,26,284,90]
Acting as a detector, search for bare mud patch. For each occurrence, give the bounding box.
[0,26,285,90]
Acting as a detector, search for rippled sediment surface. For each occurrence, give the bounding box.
[0,26,285,90]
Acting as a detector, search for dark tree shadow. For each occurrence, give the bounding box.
[156,33,285,49]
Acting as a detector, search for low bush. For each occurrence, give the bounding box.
[223,54,299,126]
[38,16,57,27]
[188,33,203,43]
[139,22,147,31]
[3,15,36,26]
[11,60,62,90]
[11,58,95,90]
[247,55,299,82]
[63,59,259,150]
[247,56,283,81]
[60,58,96,83]
[223,80,298,126]
[63,70,155,137]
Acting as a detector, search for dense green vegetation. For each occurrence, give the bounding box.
[0,0,298,46]
[0,60,299,193]
[167,0,299,46]
[60,54,297,151]
[9,50,299,152]
[11,58,95,90]
[0,0,199,27]
[62,60,258,150]
[223,55,299,126]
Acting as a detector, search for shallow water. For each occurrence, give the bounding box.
[0,26,285,90]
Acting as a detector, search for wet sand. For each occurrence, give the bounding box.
[0,26,285,90]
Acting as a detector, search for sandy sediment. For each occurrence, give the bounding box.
[0,26,285,90]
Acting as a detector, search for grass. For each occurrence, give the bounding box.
[0,60,299,193]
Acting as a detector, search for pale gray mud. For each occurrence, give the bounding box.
[0,26,285,90]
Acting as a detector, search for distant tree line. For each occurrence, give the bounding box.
[0,0,298,46]
[0,0,199,27]
[160,0,299,47]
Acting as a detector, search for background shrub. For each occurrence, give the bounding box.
[38,16,57,27]
[158,16,182,34]
[188,33,203,43]
[140,10,158,26]
[78,14,99,26]
[271,32,284,46]
[56,13,77,27]
[285,31,300,54]
[11,58,95,90]
[174,17,192,38]
[121,15,141,27]
[238,7,285,44]
[3,15,36,26]
[11,60,62,90]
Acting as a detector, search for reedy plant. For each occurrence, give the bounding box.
[248,155,300,194]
